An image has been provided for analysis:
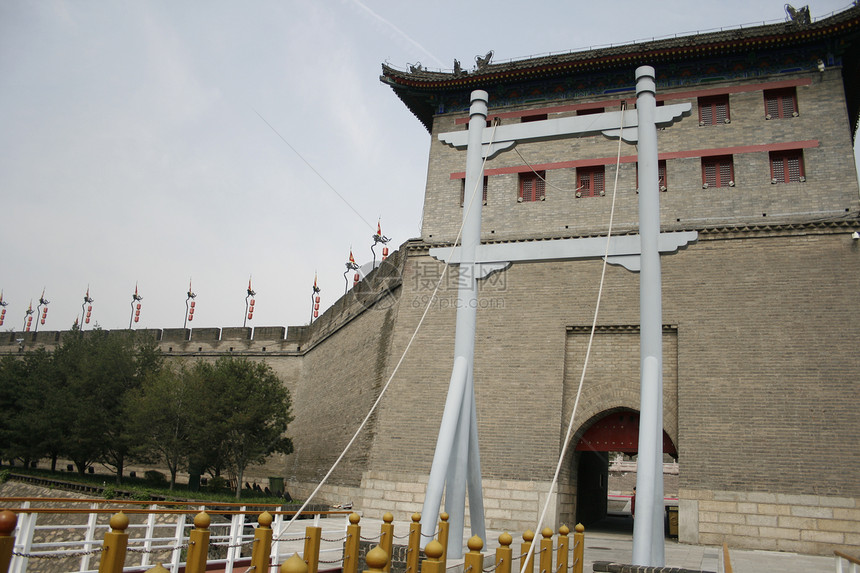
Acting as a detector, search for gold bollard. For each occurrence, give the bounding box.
[722,542,733,573]
[282,553,309,573]
[250,512,274,573]
[420,540,445,573]
[495,533,513,573]
[303,523,321,573]
[144,564,170,573]
[364,545,388,573]
[437,512,449,567]
[520,529,534,573]
[379,513,393,573]
[185,512,211,573]
[98,512,130,573]
[464,536,484,573]
[556,525,570,573]
[539,528,553,573]
[342,513,361,573]
[405,513,421,573]
[0,510,18,573]
[571,524,584,573]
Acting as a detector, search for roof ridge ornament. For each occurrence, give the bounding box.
[474,50,493,72]
[785,3,811,26]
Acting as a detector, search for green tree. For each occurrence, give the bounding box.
[16,350,64,468]
[185,361,227,480]
[0,350,68,469]
[53,328,161,482]
[0,355,28,464]
[128,361,202,490]
[199,357,293,499]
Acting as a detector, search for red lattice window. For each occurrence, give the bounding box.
[702,156,734,188]
[577,166,605,197]
[658,161,667,190]
[460,175,488,207]
[770,151,805,183]
[636,160,668,191]
[698,95,730,125]
[521,113,547,123]
[764,88,798,119]
[464,120,495,130]
[460,176,488,206]
[577,107,604,116]
[519,171,546,202]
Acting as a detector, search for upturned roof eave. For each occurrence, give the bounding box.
[383,5,859,90]
[380,5,860,133]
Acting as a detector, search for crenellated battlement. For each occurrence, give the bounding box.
[0,325,304,355]
[0,244,408,357]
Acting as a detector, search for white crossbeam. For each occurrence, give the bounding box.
[429,231,698,272]
[438,103,691,157]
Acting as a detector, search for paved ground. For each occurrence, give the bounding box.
[0,478,838,573]
[352,514,836,573]
[579,516,834,572]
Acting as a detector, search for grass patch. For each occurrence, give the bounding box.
[1,465,302,506]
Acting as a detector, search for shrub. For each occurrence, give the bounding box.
[102,485,116,500]
[208,476,228,493]
[0,469,9,484]
[144,470,167,486]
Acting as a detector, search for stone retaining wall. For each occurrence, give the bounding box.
[356,471,557,535]
[679,488,860,556]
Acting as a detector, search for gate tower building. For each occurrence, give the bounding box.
[369,4,860,556]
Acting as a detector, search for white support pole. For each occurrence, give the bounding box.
[632,357,660,565]
[139,504,158,569]
[420,66,689,567]
[632,65,666,567]
[79,502,100,572]
[444,368,473,556]
[420,90,488,559]
[226,507,245,573]
[270,512,284,568]
[466,375,486,542]
[171,513,187,573]
[421,356,468,544]
[12,501,33,573]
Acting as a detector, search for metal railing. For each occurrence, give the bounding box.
[0,501,590,573]
[835,550,860,573]
[1,498,351,573]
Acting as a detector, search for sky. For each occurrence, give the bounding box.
[1,0,858,333]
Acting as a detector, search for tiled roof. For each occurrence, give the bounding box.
[381,5,860,132]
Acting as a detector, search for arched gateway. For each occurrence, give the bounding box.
[572,409,677,525]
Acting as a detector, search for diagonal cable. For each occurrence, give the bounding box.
[274,118,501,540]
[254,109,376,232]
[519,104,627,573]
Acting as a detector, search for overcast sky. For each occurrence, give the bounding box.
[1,0,857,333]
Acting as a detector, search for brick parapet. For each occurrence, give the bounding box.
[297,246,406,351]
[0,325,304,353]
[0,247,407,357]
